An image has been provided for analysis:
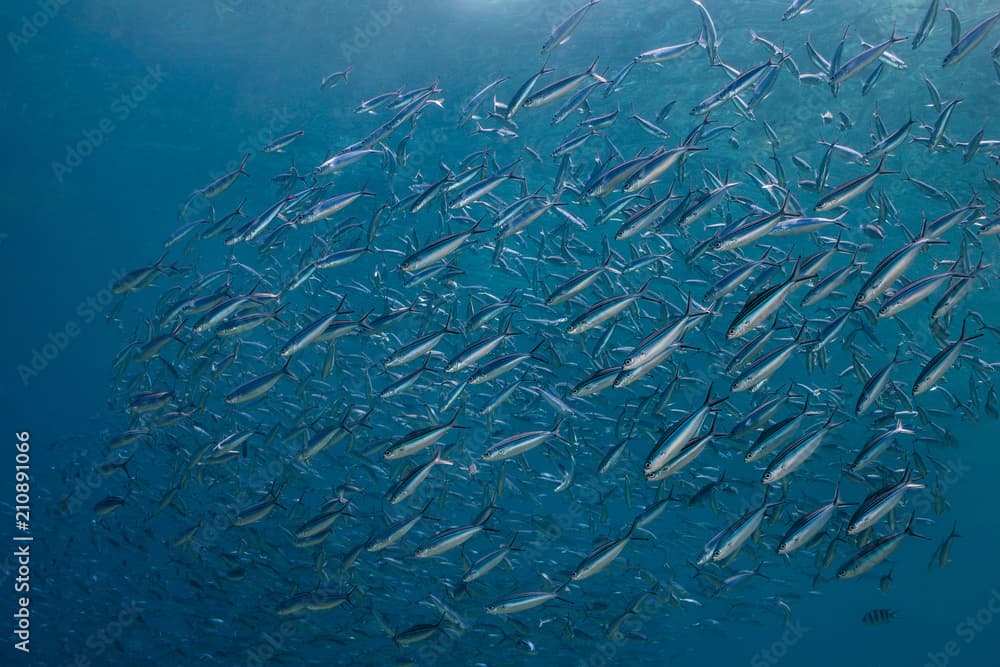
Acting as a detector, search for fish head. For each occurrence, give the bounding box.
[623,351,646,369]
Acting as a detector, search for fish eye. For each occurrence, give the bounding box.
[727,328,736,336]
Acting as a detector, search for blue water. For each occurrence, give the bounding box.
[3,0,1000,665]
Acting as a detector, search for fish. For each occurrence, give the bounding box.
[462,533,521,583]
[541,0,603,54]
[320,65,353,89]
[635,32,706,64]
[566,279,654,335]
[849,418,915,472]
[912,319,984,395]
[482,418,564,461]
[225,360,298,404]
[782,0,814,22]
[929,522,961,568]
[913,0,940,50]
[644,384,724,476]
[862,609,897,625]
[571,518,641,581]
[877,271,963,319]
[263,130,305,153]
[93,495,126,516]
[727,258,815,339]
[778,483,853,555]
[485,588,570,615]
[72,5,1000,663]
[838,513,929,579]
[829,26,906,87]
[524,58,605,109]
[854,234,943,306]
[385,447,455,505]
[199,154,250,199]
[847,466,925,535]
[232,484,284,527]
[942,10,1000,67]
[814,156,897,211]
[712,489,779,562]
[506,64,555,121]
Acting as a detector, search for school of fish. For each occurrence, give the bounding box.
[81,0,1000,664]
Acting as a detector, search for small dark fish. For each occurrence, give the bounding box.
[862,609,897,625]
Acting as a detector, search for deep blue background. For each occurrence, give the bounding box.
[2,1,999,665]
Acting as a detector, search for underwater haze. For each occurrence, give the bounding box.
[4,0,1000,665]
